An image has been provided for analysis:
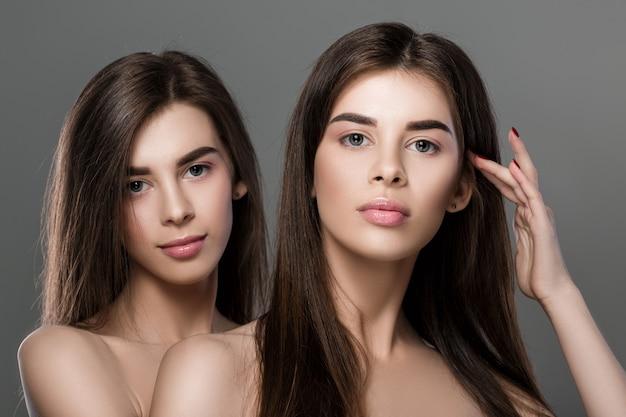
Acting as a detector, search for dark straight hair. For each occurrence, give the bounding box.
[42,51,268,327]
[257,23,553,417]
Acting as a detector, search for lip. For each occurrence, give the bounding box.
[357,198,410,227]
[158,234,207,259]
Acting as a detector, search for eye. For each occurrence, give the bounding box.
[185,164,211,178]
[408,139,440,154]
[127,180,147,194]
[340,133,371,147]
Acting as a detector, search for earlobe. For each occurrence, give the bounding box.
[448,170,474,212]
[233,181,248,200]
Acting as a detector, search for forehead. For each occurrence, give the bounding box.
[129,102,226,164]
[331,69,454,130]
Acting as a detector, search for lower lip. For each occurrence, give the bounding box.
[160,237,206,259]
[359,209,407,226]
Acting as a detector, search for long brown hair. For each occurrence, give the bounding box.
[257,23,553,417]
[42,51,267,327]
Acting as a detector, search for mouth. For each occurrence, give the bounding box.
[158,234,207,259]
[356,198,410,227]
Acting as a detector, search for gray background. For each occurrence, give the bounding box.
[1,1,624,416]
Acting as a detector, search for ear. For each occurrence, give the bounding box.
[232,181,248,200]
[447,163,474,213]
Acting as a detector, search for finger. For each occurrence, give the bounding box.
[467,151,514,200]
[479,169,524,205]
[509,128,539,186]
[509,158,548,222]
[472,154,529,205]
[507,161,531,206]
[470,152,516,186]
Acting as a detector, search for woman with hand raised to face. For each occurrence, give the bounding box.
[150,23,626,417]
[17,51,268,417]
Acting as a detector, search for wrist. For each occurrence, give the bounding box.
[538,278,582,316]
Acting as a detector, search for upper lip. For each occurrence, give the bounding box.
[158,234,207,248]
[357,198,410,216]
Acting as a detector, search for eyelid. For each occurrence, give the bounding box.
[126,178,152,196]
[127,177,150,185]
[339,132,374,147]
[182,162,213,178]
[405,137,441,153]
[186,160,214,168]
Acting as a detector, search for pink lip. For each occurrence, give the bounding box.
[357,198,410,227]
[158,234,206,259]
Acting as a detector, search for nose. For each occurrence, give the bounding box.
[160,183,195,226]
[369,148,407,187]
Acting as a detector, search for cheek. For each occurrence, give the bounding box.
[191,173,234,234]
[314,148,345,201]
[407,160,459,210]
[122,198,155,254]
[314,144,369,203]
[123,196,154,263]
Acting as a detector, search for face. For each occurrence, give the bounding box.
[313,69,471,262]
[123,102,247,285]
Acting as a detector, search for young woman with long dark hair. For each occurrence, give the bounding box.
[17,51,268,417]
[150,23,626,417]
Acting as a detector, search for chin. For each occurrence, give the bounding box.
[330,230,422,263]
[351,242,419,262]
[156,267,216,286]
[135,256,218,286]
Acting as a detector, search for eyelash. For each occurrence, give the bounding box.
[183,163,212,178]
[126,164,212,196]
[127,180,147,195]
[340,133,373,147]
[407,139,440,154]
[339,133,440,154]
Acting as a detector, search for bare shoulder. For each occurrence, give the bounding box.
[18,325,137,417]
[496,375,555,417]
[150,321,259,417]
[159,319,257,374]
[19,325,106,357]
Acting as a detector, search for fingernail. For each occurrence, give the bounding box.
[513,159,520,168]
[511,127,520,137]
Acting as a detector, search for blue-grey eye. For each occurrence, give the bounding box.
[342,133,370,147]
[412,139,439,153]
[128,180,144,193]
[188,165,206,176]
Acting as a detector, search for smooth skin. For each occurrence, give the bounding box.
[469,130,626,417]
[150,70,625,417]
[18,102,247,417]
[312,70,482,416]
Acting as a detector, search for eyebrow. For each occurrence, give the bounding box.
[127,146,218,176]
[406,119,451,134]
[329,112,377,126]
[329,112,452,135]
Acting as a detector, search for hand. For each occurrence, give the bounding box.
[468,128,575,307]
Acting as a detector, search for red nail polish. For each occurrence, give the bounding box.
[513,159,520,168]
[511,127,519,137]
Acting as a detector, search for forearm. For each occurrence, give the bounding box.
[541,281,626,417]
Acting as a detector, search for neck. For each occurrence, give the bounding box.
[323,232,419,360]
[104,264,230,346]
